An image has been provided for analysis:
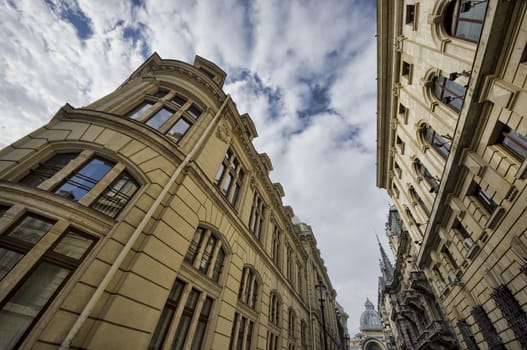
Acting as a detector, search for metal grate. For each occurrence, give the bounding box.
[457,320,479,350]
[491,285,527,348]
[471,305,505,350]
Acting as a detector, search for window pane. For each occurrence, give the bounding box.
[211,248,225,282]
[148,307,175,350]
[91,171,139,217]
[146,108,174,129]
[0,262,69,350]
[171,289,200,350]
[7,216,53,244]
[167,119,191,142]
[199,236,217,273]
[55,158,114,201]
[172,96,187,108]
[53,231,95,260]
[128,102,154,119]
[215,163,225,184]
[0,248,24,280]
[185,228,204,264]
[187,105,202,119]
[154,89,170,98]
[21,153,78,187]
[222,173,232,195]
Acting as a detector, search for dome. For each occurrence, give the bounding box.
[360,299,382,331]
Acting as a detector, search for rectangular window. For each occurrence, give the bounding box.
[402,61,411,77]
[0,228,96,350]
[146,108,175,129]
[187,105,202,119]
[249,193,265,240]
[271,225,281,266]
[0,215,54,281]
[190,297,213,350]
[172,95,188,108]
[405,4,415,24]
[54,157,114,201]
[91,171,139,217]
[171,289,200,350]
[216,149,245,207]
[473,184,497,213]
[286,245,292,281]
[148,279,185,350]
[127,101,154,119]
[167,118,192,142]
[498,125,527,161]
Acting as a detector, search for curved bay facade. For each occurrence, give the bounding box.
[0,54,348,349]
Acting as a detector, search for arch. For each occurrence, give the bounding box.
[432,75,466,112]
[418,123,451,160]
[238,265,262,311]
[442,0,488,43]
[413,158,440,193]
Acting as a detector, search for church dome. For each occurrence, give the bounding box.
[360,299,382,331]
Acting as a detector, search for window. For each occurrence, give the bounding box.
[472,184,497,213]
[149,280,214,350]
[433,75,466,112]
[269,291,280,326]
[496,124,527,161]
[420,124,451,159]
[286,244,293,281]
[215,148,245,207]
[125,89,203,143]
[301,320,307,346]
[491,285,527,348]
[238,267,259,309]
[288,308,296,338]
[414,159,440,193]
[405,4,415,24]
[457,320,479,350]
[249,192,265,240]
[396,135,405,154]
[127,101,155,119]
[444,0,488,42]
[267,331,279,350]
[409,186,429,216]
[0,216,96,350]
[271,224,281,267]
[91,171,139,217]
[184,227,226,283]
[21,152,139,218]
[21,152,79,187]
[402,61,412,82]
[54,157,114,201]
[229,312,255,350]
[296,261,303,295]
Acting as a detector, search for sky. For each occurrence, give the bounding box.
[0,0,392,334]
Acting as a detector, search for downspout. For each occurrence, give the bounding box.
[60,95,232,349]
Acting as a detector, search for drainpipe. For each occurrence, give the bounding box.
[60,95,232,349]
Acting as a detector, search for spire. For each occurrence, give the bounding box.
[377,235,394,281]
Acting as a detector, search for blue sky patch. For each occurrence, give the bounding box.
[123,23,150,58]
[297,79,333,119]
[45,0,93,40]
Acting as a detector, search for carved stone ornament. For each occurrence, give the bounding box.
[215,123,232,143]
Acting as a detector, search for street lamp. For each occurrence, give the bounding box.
[343,334,350,350]
[315,280,328,350]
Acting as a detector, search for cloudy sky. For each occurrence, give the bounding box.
[0,0,392,334]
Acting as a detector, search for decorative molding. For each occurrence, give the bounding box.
[215,122,232,144]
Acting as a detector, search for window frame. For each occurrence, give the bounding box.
[215,148,246,208]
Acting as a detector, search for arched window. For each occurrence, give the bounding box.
[238,267,259,309]
[413,159,440,193]
[269,291,281,326]
[20,151,139,218]
[409,186,430,216]
[419,124,451,159]
[433,75,466,111]
[443,0,488,43]
[288,308,296,338]
[184,227,226,283]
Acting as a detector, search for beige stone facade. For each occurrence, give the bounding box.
[0,54,347,349]
[377,0,527,349]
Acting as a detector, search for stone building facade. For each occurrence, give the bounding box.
[377,0,527,349]
[0,54,347,349]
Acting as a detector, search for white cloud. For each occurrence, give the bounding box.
[0,0,390,333]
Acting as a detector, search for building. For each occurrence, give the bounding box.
[349,299,387,350]
[0,54,348,349]
[377,0,527,349]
